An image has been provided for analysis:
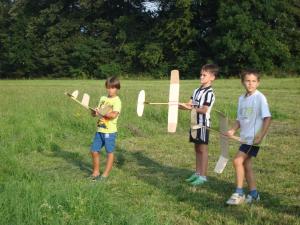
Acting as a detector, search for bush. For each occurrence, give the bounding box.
[98,63,122,78]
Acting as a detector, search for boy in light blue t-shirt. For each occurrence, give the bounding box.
[226,70,271,205]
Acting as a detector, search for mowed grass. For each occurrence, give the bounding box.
[0,78,299,225]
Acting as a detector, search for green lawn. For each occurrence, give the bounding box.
[0,78,299,225]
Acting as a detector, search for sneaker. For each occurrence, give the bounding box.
[98,176,107,182]
[226,193,245,205]
[91,175,100,181]
[245,194,260,204]
[185,173,198,182]
[91,175,107,182]
[190,176,207,186]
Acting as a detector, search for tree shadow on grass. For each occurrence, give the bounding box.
[122,150,299,223]
[258,191,300,217]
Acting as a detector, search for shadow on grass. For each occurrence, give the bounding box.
[44,142,92,175]
[119,150,299,223]
[42,143,127,177]
[258,191,300,217]
[44,143,127,177]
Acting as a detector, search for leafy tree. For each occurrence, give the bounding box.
[154,0,198,75]
[0,1,12,77]
[211,0,296,74]
[0,0,299,78]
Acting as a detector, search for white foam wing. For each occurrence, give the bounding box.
[168,70,179,133]
[214,155,229,174]
[137,90,145,117]
[81,93,90,108]
[214,112,229,174]
[71,90,79,99]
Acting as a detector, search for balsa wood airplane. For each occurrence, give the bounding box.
[137,70,180,133]
[137,69,245,173]
[65,90,112,116]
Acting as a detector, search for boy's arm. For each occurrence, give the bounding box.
[179,100,192,110]
[95,107,120,119]
[179,105,210,113]
[92,97,104,117]
[103,111,119,120]
[178,100,210,113]
[195,106,209,114]
[101,98,121,120]
[94,108,119,119]
[254,117,271,144]
[225,120,240,136]
[194,91,214,114]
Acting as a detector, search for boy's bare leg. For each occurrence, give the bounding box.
[102,153,114,177]
[91,152,100,177]
[244,157,256,190]
[233,151,248,188]
[200,144,208,176]
[195,144,208,176]
[195,144,201,174]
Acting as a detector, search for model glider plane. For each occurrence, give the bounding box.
[137,70,246,173]
[65,90,112,116]
[65,90,95,112]
[137,70,180,133]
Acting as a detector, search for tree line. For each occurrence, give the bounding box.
[0,0,299,79]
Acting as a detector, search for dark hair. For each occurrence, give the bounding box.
[105,76,121,89]
[240,69,260,82]
[201,64,219,77]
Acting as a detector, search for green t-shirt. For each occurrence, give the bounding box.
[96,96,121,133]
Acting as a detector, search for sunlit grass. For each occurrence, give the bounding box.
[0,78,299,225]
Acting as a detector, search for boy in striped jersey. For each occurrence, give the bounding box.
[225,70,271,205]
[180,64,219,185]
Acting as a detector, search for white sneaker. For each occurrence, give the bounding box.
[226,193,245,205]
[245,194,260,204]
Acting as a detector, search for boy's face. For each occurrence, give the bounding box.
[242,74,260,95]
[106,87,118,97]
[200,70,215,86]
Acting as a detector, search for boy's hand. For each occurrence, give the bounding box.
[253,117,271,145]
[93,108,103,118]
[95,108,103,117]
[94,106,113,118]
[91,109,97,117]
[195,106,209,114]
[225,129,236,137]
[253,134,263,145]
[95,108,99,116]
[179,103,192,110]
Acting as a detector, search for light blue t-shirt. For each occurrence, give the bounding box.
[237,90,271,145]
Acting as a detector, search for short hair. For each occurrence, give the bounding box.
[201,64,219,77]
[105,76,121,89]
[240,69,260,82]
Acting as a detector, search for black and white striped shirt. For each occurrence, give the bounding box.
[191,86,215,127]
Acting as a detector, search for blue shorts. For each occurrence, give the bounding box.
[90,132,117,153]
[239,144,260,157]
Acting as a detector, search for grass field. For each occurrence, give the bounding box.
[0,78,299,225]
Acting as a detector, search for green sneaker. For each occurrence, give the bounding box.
[190,176,207,186]
[185,173,198,182]
[92,175,107,182]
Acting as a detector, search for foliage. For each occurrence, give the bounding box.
[0,0,299,78]
[211,1,295,74]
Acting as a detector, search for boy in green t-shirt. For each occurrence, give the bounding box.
[90,76,121,181]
